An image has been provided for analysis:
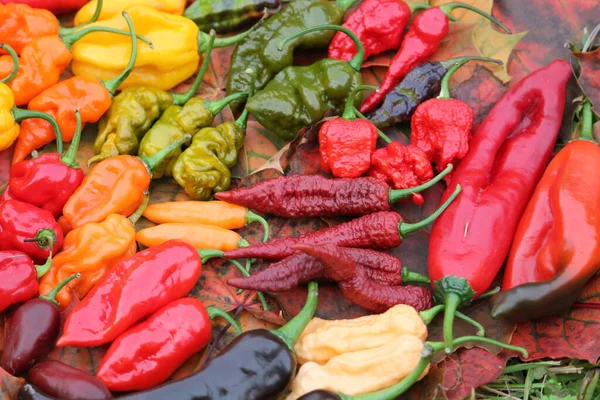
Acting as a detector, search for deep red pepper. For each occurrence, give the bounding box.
[328,0,428,62]
[0,0,90,16]
[359,2,510,113]
[0,200,63,261]
[58,240,203,348]
[0,250,51,313]
[224,185,460,261]
[2,110,85,218]
[0,273,78,376]
[427,60,572,351]
[215,166,450,218]
[293,243,433,312]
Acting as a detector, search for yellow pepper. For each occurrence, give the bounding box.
[71,4,199,91]
[294,304,428,365]
[287,335,429,399]
[74,0,186,26]
[0,83,19,151]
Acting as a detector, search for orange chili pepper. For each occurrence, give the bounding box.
[136,223,243,251]
[11,11,146,164]
[143,201,269,241]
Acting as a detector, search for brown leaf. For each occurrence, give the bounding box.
[572,48,600,110]
[0,368,23,400]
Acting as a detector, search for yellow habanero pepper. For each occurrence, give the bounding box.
[74,0,186,26]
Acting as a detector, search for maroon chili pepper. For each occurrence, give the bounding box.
[224,185,461,261]
[215,165,451,218]
[0,200,63,262]
[0,273,79,376]
[293,243,433,312]
[0,250,52,313]
[27,360,112,400]
[228,248,429,291]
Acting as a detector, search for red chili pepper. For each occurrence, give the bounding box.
[215,165,450,218]
[0,250,52,313]
[293,243,433,312]
[328,0,428,62]
[2,111,84,218]
[0,200,63,262]
[224,185,460,261]
[0,0,90,16]
[228,247,430,292]
[359,2,511,113]
[57,240,203,348]
[427,60,572,351]
[490,101,600,322]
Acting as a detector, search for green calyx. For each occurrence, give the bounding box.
[399,184,461,237]
[40,273,80,307]
[246,210,270,242]
[437,2,511,33]
[0,43,18,84]
[24,229,55,279]
[271,282,319,351]
[140,134,191,174]
[401,267,430,284]
[58,0,103,36]
[60,110,82,168]
[128,191,150,225]
[12,108,63,155]
[277,24,365,72]
[173,30,217,106]
[577,100,596,142]
[342,85,378,120]
[389,164,453,203]
[438,57,502,100]
[207,306,242,334]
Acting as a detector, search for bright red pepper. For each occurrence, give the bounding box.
[58,240,203,348]
[0,200,63,262]
[0,0,90,16]
[0,250,52,313]
[2,111,84,218]
[427,60,572,351]
[359,2,510,113]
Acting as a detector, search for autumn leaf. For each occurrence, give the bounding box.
[572,48,600,111]
[0,368,23,400]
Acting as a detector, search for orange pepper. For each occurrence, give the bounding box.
[136,223,243,251]
[0,3,58,55]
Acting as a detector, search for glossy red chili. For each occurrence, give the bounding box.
[0,250,51,313]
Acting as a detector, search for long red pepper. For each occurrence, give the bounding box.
[359,2,511,113]
[224,185,460,261]
[427,60,572,351]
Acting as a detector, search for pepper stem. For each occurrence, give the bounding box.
[228,258,270,311]
[31,232,55,278]
[443,293,461,353]
[205,92,249,116]
[335,0,359,12]
[34,248,53,279]
[456,311,485,336]
[235,69,256,131]
[61,26,153,49]
[448,336,528,357]
[128,191,149,225]
[579,101,595,141]
[12,108,63,155]
[0,44,18,83]
[197,13,267,54]
[438,57,502,99]
[408,2,431,12]
[477,286,500,300]
[342,85,378,120]
[271,282,319,350]
[60,110,82,167]
[23,228,56,250]
[389,164,453,203]
[419,304,445,324]
[101,12,140,95]
[207,306,242,333]
[353,107,392,143]
[39,273,80,307]
[401,267,431,284]
[197,249,225,263]
[438,2,512,33]
[172,30,216,106]
[139,134,192,173]
[59,0,103,35]
[399,184,461,236]
[277,24,365,72]
[246,210,270,242]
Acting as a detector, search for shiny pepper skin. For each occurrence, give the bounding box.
[39,214,137,310]
[411,98,472,173]
[328,0,410,62]
[184,0,279,33]
[0,251,41,313]
[0,3,58,55]
[58,240,203,347]
[0,83,19,151]
[369,142,434,205]
[319,118,377,178]
[97,297,212,392]
[75,0,186,26]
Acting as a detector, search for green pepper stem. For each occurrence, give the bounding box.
[29,230,55,278]
[228,258,270,311]
[140,134,192,173]
[172,30,216,106]
[477,286,500,300]
[456,311,485,336]
[419,304,445,324]
[12,108,63,155]
[197,248,225,264]
[101,12,140,95]
[272,282,318,350]
[335,0,359,12]
[408,2,431,12]
[442,293,461,353]
[59,0,103,35]
[34,248,53,279]
[448,335,528,357]
[438,57,502,99]
[61,25,153,49]
[399,184,461,236]
[205,92,249,116]
[277,24,365,72]
[59,110,82,167]
[39,273,80,307]
[235,69,256,131]
[197,13,267,54]
[128,191,149,225]
[389,164,453,203]
[401,267,431,284]
[353,107,392,143]
[580,101,594,141]
[0,44,18,84]
[438,2,511,33]
[207,306,243,333]
[582,23,600,53]
[246,210,270,242]
[342,85,378,120]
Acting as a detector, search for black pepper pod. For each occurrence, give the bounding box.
[0,273,79,376]
[121,282,320,400]
[366,56,501,128]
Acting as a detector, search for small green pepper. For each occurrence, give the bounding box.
[184,0,281,33]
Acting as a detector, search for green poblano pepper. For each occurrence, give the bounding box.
[184,0,280,33]
[226,0,356,112]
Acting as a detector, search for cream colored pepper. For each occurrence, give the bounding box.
[294,304,427,365]
[287,334,429,399]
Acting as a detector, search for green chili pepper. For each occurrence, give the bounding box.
[185,0,281,33]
